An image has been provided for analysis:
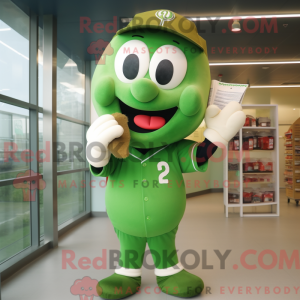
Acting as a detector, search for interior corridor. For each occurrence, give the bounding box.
[2,190,300,300]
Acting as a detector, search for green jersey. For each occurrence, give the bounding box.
[90,139,208,238]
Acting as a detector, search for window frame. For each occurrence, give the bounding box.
[0,8,91,281]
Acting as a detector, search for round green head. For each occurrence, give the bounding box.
[91,29,211,148]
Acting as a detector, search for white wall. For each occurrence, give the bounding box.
[243,88,271,105]
[270,87,300,124]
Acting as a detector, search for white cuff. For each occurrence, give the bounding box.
[204,128,228,146]
[115,266,142,277]
[155,262,184,277]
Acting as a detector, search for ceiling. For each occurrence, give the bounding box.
[11,0,300,86]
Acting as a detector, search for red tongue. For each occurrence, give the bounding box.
[134,115,166,130]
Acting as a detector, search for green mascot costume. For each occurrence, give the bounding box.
[86,9,246,299]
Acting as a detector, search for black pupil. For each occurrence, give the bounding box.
[155,59,173,85]
[123,54,139,80]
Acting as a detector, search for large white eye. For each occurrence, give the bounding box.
[149,45,187,89]
[114,40,149,83]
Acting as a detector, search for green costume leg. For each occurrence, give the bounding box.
[148,226,204,298]
[116,228,147,270]
[97,229,146,299]
[147,226,179,269]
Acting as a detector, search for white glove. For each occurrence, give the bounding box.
[204,102,246,146]
[86,114,124,168]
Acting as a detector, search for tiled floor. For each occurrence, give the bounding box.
[2,190,300,299]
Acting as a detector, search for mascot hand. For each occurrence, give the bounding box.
[204,102,246,146]
[86,114,124,168]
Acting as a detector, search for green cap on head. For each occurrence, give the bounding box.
[116,9,207,56]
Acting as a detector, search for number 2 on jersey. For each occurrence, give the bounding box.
[157,161,169,184]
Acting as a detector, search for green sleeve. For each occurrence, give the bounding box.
[176,139,209,173]
[89,154,120,177]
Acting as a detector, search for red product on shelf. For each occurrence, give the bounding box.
[258,158,273,172]
[243,175,258,182]
[228,189,240,204]
[261,133,274,150]
[286,133,292,139]
[244,115,256,127]
[243,176,252,183]
[252,160,260,172]
[253,132,258,149]
[243,160,253,172]
[260,175,271,182]
[285,129,292,139]
[243,159,259,172]
[243,131,254,150]
[257,176,265,182]
[257,131,269,149]
[261,188,275,202]
[229,139,233,150]
[284,141,292,147]
[251,175,258,182]
[243,188,253,203]
[233,133,239,151]
[257,132,263,149]
[252,190,263,203]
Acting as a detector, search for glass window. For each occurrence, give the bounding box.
[0,184,31,263]
[57,171,85,225]
[39,189,44,237]
[57,49,85,120]
[0,0,29,102]
[0,0,90,268]
[38,113,43,174]
[57,119,86,172]
[38,113,43,237]
[38,25,43,107]
[0,102,32,262]
[0,102,29,180]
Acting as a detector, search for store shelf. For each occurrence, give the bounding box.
[243,127,276,130]
[284,118,300,204]
[243,149,274,152]
[243,182,274,186]
[243,172,273,175]
[244,149,274,151]
[229,181,273,186]
[243,202,277,207]
[223,104,279,218]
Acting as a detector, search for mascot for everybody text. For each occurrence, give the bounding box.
[86,9,245,299]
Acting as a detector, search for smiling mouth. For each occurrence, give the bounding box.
[119,99,178,133]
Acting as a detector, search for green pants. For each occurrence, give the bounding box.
[115,226,179,270]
